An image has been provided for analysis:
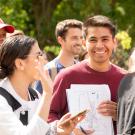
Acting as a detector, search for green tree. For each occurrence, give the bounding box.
[31,0,62,49]
[0,0,135,69]
[0,0,29,32]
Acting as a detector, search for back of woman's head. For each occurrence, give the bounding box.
[0,35,37,79]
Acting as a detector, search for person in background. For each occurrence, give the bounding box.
[46,19,83,80]
[0,18,14,45]
[128,48,135,73]
[117,48,135,135]
[48,15,127,134]
[0,35,85,135]
[46,51,56,62]
[7,29,24,37]
[35,19,83,93]
[79,46,88,61]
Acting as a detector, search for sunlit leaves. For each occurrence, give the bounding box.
[1,0,135,68]
[0,0,31,34]
[44,45,60,56]
[100,0,112,13]
[115,6,125,16]
[116,31,132,50]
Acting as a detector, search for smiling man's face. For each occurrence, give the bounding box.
[85,26,116,64]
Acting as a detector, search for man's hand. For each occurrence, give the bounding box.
[97,100,117,121]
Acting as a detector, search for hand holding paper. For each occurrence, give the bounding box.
[66,84,114,135]
[97,100,117,121]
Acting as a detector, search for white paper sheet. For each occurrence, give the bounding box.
[66,84,114,135]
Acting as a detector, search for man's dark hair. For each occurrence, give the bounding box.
[55,19,83,40]
[83,15,116,38]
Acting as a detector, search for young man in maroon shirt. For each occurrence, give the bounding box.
[48,15,127,134]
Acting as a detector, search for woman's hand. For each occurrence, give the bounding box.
[34,56,53,94]
[73,128,94,135]
[57,113,85,135]
[34,56,53,121]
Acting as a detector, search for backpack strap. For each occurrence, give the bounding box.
[0,87,39,125]
[28,87,39,100]
[20,88,39,125]
[0,87,21,111]
[49,59,78,81]
[49,61,57,81]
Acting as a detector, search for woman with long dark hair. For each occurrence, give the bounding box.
[0,35,84,135]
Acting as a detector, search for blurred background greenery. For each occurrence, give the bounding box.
[0,0,134,69]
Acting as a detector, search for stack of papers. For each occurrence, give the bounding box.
[66,84,114,135]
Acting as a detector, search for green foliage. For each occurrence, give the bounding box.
[116,31,132,50]
[111,45,130,70]
[111,31,132,69]
[0,0,34,36]
[44,45,60,56]
[112,0,135,48]
[1,0,135,69]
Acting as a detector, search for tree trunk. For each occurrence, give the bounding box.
[32,0,62,49]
